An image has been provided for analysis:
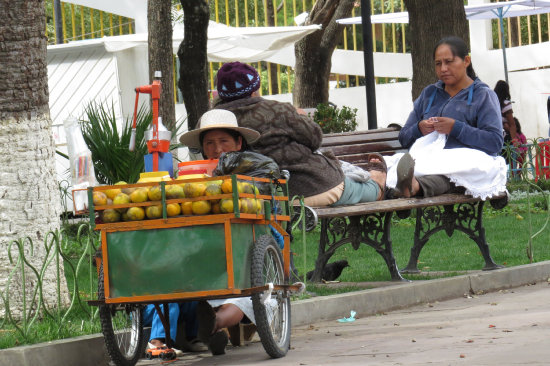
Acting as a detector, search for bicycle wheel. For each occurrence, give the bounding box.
[251,234,291,358]
[98,264,145,366]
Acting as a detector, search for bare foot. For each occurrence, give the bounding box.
[149,338,164,347]
[401,177,420,198]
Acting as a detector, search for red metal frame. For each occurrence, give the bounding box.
[535,141,550,181]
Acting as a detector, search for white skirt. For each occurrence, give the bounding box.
[386,132,507,200]
[208,296,277,325]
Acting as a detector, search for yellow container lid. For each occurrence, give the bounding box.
[176,173,209,180]
[138,171,171,183]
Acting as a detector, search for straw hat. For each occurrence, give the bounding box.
[179,109,260,149]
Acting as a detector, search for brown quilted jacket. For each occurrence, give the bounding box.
[214,97,344,198]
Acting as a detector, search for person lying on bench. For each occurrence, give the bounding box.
[394,36,506,200]
[211,61,387,207]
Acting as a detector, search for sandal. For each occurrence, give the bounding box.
[395,153,415,198]
[365,153,387,172]
[365,153,387,200]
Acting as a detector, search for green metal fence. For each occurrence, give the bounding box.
[45,1,550,95]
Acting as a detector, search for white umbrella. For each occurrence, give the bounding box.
[337,1,550,83]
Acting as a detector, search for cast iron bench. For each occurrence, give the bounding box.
[302,127,507,282]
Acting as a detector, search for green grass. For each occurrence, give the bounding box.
[0,258,101,349]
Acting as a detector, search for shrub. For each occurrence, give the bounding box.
[311,103,358,134]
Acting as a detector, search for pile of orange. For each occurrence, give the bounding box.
[92,179,263,223]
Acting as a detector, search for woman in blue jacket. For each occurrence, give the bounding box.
[395,36,505,199]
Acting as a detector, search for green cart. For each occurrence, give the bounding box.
[87,175,298,366]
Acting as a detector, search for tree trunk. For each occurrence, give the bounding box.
[404,0,469,100]
[0,0,66,318]
[148,0,176,130]
[510,17,520,47]
[177,0,210,132]
[293,0,355,108]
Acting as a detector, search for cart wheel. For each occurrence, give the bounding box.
[251,235,291,358]
[98,264,145,366]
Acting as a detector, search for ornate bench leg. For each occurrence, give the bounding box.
[365,212,405,281]
[310,218,335,283]
[401,208,427,273]
[401,202,503,274]
[466,201,504,271]
[310,213,405,282]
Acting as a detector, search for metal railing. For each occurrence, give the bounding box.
[44,0,550,94]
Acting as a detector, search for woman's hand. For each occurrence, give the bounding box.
[418,119,435,135]
[431,117,455,135]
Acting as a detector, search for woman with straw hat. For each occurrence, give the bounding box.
[180,109,265,356]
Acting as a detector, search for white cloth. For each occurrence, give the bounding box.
[340,160,371,182]
[208,296,277,325]
[386,132,507,200]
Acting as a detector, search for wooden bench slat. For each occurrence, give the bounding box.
[322,130,400,147]
[310,193,506,219]
[327,141,404,157]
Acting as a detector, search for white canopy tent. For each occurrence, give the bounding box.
[99,21,321,65]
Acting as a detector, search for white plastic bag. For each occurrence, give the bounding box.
[63,117,96,213]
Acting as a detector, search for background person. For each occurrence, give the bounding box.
[494,80,517,142]
[393,36,506,199]
[212,61,386,207]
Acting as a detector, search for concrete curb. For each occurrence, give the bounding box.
[2,261,550,366]
[291,261,550,326]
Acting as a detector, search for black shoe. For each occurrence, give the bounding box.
[208,331,228,355]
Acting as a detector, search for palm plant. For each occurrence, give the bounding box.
[80,101,183,185]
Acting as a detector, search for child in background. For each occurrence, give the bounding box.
[512,118,527,174]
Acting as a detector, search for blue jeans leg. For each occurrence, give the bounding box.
[144,304,180,343]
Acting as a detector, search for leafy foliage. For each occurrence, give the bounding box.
[311,103,358,134]
[80,102,152,185]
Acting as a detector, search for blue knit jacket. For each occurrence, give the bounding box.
[399,78,503,156]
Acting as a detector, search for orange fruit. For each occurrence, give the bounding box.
[192,200,211,215]
[220,198,240,213]
[112,193,131,213]
[104,187,122,200]
[130,187,149,203]
[221,179,233,194]
[148,186,162,201]
[240,182,254,194]
[240,198,256,213]
[115,181,135,195]
[93,191,108,206]
[183,182,207,198]
[166,184,184,199]
[181,201,193,215]
[101,209,120,223]
[205,182,222,196]
[166,203,181,217]
[126,206,145,221]
[145,205,163,219]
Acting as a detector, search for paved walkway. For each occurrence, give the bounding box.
[137,281,550,366]
[3,262,550,366]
